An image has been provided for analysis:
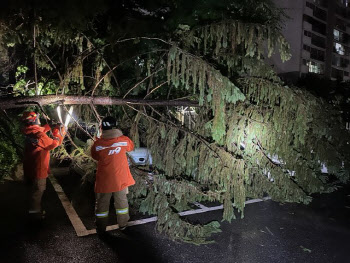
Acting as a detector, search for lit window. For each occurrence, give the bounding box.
[338,0,349,7]
[307,61,324,74]
[334,29,340,41]
[335,43,345,55]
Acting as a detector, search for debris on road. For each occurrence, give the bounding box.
[300,246,312,253]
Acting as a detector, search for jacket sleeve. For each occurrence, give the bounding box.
[90,142,99,161]
[42,124,51,133]
[126,137,134,152]
[38,132,60,151]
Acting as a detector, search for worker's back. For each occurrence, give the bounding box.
[91,134,135,193]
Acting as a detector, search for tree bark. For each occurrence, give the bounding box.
[0,95,199,109]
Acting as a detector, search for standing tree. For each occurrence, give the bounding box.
[0,0,349,244]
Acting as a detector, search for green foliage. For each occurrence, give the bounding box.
[15,65,28,78]
[0,0,349,244]
[142,82,349,225]
[0,115,23,181]
[133,0,349,240]
[167,46,246,143]
[131,171,222,244]
[0,141,19,179]
[12,65,59,96]
[181,20,290,61]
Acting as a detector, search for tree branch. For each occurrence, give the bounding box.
[90,49,167,96]
[37,43,63,84]
[0,95,199,110]
[62,105,94,141]
[89,103,101,123]
[115,36,171,46]
[126,104,221,160]
[144,81,167,99]
[123,67,165,98]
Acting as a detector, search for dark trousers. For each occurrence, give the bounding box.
[25,178,47,213]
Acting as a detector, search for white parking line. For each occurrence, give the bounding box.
[50,174,271,237]
[99,197,271,234]
[193,202,208,209]
[49,175,90,237]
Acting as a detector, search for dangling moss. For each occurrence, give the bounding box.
[167,46,245,143]
[136,58,350,242]
[130,113,141,148]
[186,20,291,62]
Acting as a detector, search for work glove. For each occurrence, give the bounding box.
[52,124,66,138]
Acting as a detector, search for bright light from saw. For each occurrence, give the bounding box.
[97,124,101,138]
[57,106,63,124]
[64,106,74,128]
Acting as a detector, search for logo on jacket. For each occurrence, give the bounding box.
[108,147,121,155]
[95,142,128,151]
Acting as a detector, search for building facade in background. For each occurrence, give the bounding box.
[271,0,350,83]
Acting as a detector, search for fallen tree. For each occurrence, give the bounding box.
[0,0,349,244]
[0,95,199,110]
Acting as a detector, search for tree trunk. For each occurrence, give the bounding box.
[0,95,199,110]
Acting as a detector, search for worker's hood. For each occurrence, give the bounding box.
[101,128,123,139]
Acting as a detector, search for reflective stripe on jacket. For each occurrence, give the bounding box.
[91,132,135,193]
[23,124,62,179]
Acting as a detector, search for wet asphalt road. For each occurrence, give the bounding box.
[0,171,349,263]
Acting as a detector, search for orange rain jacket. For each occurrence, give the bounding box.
[23,124,63,180]
[91,133,135,193]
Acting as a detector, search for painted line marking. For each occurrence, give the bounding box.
[95,197,271,236]
[49,175,90,237]
[50,172,271,237]
[193,202,208,209]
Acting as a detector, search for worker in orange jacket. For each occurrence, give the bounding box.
[91,116,135,235]
[22,111,66,219]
